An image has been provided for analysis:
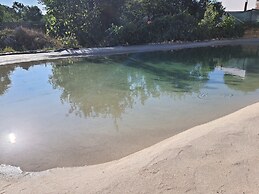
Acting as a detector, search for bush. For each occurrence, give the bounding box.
[149,13,198,42]
[0,28,16,49]
[13,27,60,50]
[106,13,198,46]
[105,24,124,46]
[0,27,61,51]
[218,16,244,38]
[58,35,79,49]
[2,46,15,53]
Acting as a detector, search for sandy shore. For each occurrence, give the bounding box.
[1,102,259,193]
[1,38,259,66]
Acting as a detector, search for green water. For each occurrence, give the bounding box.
[1,45,259,171]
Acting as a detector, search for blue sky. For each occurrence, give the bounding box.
[1,0,257,11]
[1,0,44,10]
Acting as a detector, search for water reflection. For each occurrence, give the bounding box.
[223,58,259,92]
[1,45,259,171]
[0,66,15,95]
[49,59,206,118]
[0,62,44,95]
[48,45,259,119]
[0,46,259,121]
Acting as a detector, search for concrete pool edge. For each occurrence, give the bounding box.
[1,102,259,193]
[1,38,259,66]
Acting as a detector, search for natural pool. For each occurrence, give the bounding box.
[1,45,259,172]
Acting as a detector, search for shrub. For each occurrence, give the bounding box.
[0,28,16,49]
[149,13,198,42]
[0,27,61,51]
[13,27,60,50]
[58,35,79,49]
[2,46,15,53]
[105,24,124,46]
[218,16,244,38]
[105,13,198,45]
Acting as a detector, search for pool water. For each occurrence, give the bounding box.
[1,45,259,171]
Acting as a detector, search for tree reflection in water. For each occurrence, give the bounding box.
[0,65,14,95]
[0,63,35,95]
[1,45,259,171]
[1,45,259,120]
[48,45,259,119]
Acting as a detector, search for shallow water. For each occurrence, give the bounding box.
[1,45,259,172]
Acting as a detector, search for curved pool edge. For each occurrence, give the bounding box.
[1,38,259,66]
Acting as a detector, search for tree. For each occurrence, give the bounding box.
[40,0,242,47]
[0,4,19,22]
[12,1,25,14]
[198,2,239,39]
[0,7,3,22]
[12,2,43,22]
[40,0,125,46]
[199,3,220,29]
[24,6,43,22]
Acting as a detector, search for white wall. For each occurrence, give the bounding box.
[221,0,256,11]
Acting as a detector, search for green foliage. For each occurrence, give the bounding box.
[15,2,43,22]
[199,4,220,29]
[221,16,244,38]
[58,35,79,48]
[40,0,125,46]
[2,46,15,53]
[0,0,245,49]
[105,24,124,46]
[23,6,43,22]
[39,0,246,47]
[198,3,223,38]
[107,13,198,45]
[198,3,243,39]
[0,2,43,23]
[149,13,198,42]
[0,4,19,22]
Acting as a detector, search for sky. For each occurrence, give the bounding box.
[1,0,44,10]
[0,0,258,11]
